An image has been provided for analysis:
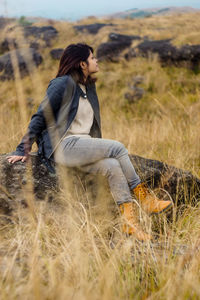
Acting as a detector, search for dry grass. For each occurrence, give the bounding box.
[0,12,200,299]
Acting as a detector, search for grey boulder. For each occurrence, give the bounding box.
[74,23,114,34]
[0,153,199,216]
[97,32,141,61]
[50,48,64,60]
[0,48,43,81]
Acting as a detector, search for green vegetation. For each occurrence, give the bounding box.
[124,8,170,19]
[18,15,33,27]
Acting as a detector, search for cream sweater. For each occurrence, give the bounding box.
[64,83,94,139]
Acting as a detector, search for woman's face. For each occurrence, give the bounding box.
[87,51,99,74]
[80,51,99,77]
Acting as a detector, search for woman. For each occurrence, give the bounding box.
[7,43,172,241]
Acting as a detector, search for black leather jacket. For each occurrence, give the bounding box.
[14,74,102,163]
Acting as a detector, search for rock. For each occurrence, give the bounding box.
[50,48,64,60]
[109,32,141,42]
[136,39,178,62]
[131,155,200,206]
[74,23,114,34]
[132,75,145,86]
[23,26,58,46]
[0,153,199,216]
[0,38,18,54]
[0,26,58,52]
[29,42,40,50]
[97,32,141,60]
[0,48,43,81]
[0,153,58,215]
[124,76,145,103]
[97,42,124,61]
[125,39,200,69]
[178,44,200,69]
[124,48,137,60]
[124,87,144,103]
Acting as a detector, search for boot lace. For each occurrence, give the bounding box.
[138,183,148,198]
[129,202,134,218]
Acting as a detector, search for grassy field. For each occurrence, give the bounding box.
[0,12,200,299]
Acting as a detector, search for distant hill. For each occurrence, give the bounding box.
[106,6,200,19]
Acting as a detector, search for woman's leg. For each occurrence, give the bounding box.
[55,137,152,241]
[78,158,132,205]
[55,136,141,190]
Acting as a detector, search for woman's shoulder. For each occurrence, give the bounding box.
[47,75,76,90]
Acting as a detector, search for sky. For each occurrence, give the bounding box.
[0,0,200,21]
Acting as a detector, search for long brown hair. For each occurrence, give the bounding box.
[56,43,97,84]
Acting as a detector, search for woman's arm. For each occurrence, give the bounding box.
[7,77,70,162]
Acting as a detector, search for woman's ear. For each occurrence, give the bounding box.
[80,61,87,70]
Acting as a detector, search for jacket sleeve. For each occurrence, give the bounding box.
[14,78,67,156]
[14,106,46,156]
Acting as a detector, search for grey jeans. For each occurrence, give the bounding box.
[54,136,141,205]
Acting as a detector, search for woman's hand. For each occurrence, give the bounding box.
[7,155,28,164]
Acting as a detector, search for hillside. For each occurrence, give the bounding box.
[0,12,200,173]
[107,6,200,19]
[0,12,200,300]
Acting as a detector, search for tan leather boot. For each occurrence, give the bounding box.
[119,202,152,241]
[133,183,172,215]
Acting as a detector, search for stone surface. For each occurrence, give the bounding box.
[0,25,58,54]
[50,48,64,60]
[125,39,200,69]
[124,87,144,103]
[29,42,40,50]
[131,155,200,206]
[0,38,18,54]
[97,32,141,60]
[124,76,145,103]
[109,33,141,42]
[74,23,114,34]
[0,153,199,216]
[0,48,43,81]
[136,39,176,62]
[23,26,58,46]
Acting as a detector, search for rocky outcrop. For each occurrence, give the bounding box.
[29,42,40,50]
[124,76,145,104]
[0,153,58,215]
[132,155,200,206]
[23,26,58,47]
[136,39,176,62]
[97,32,141,61]
[50,48,64,60]
[97,33,200,69]
[74,23,114,34]
[0,153,199,216]
[0,48,43,81]
[125,39,200,69]
[0,38,18,54]
[0,25,58,54]
[109,33,141,42]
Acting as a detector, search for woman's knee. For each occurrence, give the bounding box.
[106,158,120,168]
[111,141,128,158]
[99,158,121,176]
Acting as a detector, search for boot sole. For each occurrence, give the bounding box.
[148,202,173,216]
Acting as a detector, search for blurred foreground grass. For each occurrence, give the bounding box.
[0,12,200,300]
